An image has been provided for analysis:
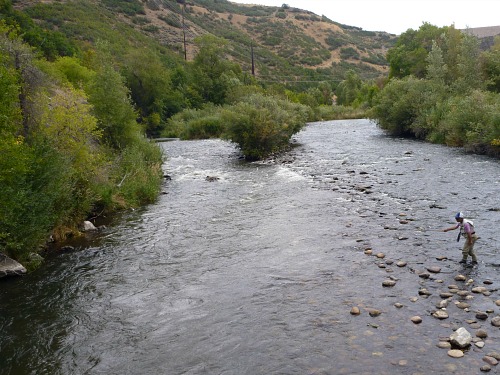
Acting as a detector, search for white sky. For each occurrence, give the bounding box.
[229,0,499,35]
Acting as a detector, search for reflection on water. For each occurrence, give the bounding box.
[1,120,499,375]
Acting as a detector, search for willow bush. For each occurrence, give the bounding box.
[221,94,312,160]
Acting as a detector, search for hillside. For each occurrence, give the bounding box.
[13,0,398,84]
[12,0,500,85]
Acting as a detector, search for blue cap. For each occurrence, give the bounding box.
[455,212,464,219]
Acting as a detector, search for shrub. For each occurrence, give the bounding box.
[221,93,311,160]
[434,90,500,155]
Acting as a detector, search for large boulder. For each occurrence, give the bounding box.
[0,253,27,278]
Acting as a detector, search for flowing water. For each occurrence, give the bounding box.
[1,119,499,375]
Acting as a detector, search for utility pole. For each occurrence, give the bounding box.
[181,0,187,60]
[251,42,255,76]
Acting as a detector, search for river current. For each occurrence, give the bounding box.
[1,119,499,374]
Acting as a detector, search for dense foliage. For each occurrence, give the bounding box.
[0,21,162,267]
[373,25,500,157]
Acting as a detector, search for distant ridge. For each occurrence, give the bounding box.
[463,25,500,38]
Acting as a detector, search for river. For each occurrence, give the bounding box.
[1,119,499,374]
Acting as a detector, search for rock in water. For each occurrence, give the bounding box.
[0,254,27,278]
[450,327,472,348]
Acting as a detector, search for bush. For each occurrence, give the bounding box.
[221,93,311,160]
[164,105,224,139]
[434,90,500,155]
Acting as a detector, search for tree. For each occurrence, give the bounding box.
[86,41,140,149]
[452,31,484,93]
[426,40,448,85]
[481,36,500,93]
[336,70,362,106]
[387,23,444,79]
[190,34,242,105]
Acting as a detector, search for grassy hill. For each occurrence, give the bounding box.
[13,0,398,85]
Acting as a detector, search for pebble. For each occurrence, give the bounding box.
[437,341,451,349]
[376,253,385,259]
[436,256,447,261]
[483,280,493,285]
[396,261,407,267]
[410,297,418,302]
[411,316,422,324]
[457,290,470,297]
[495,300,500,307]
[367,308,381,317]
[472,286,489,294]
[439,292,454,298]
[491,317,500,327]
[427,266,441,273]
[418,288,432,296]
[483,356,499,366]
[364,249,373,255]
[487,352,500,360]
[475,341,485,348]
[436,300,448,308]
[382,280,396,287]
[476,312,489,320]
[455,275,467,281]
[394,303,404,308]
[480,365,491,372]
[456,302,470,309]
[476,329,488,338]
[448,349,464,358]
[350,306,361,315]
[433,310,449,319]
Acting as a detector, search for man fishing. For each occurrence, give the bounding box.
[443,212,478,265]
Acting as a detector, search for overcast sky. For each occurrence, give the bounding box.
[229,0,499,35]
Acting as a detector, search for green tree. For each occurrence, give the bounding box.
[453,31,484,93]
[426,40,448,85]
[190,34,242,105]
[336,70,362,106]
[387,23,444,79]
[122,49,184,137]
[86,41,140,149]
[481,36,500,93]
